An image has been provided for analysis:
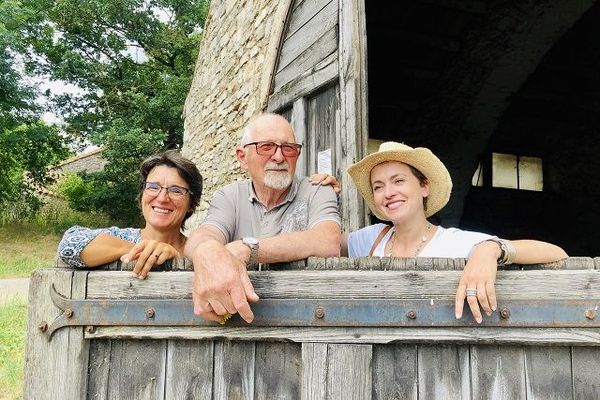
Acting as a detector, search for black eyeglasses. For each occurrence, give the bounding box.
[244,141,302,157]
[143,182,192,198]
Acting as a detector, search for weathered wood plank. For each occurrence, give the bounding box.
[327,344,372,400]
[338,0,369,232]
[572,347,600,399]
[524,346,572,400]
[417,345,470,399]
[87,326,600,346]
[24,269,89,400]
[105,339,166,400]
[269,51,338,111]
[87,339,111,400]
[372,344,418,400]
[164,340,214,399]
[254,342,301,399]
[86,270,600,300]
[471,345,526,400]
[274,25,337,92]
[301,343,328,400]
[277,0,337,72]
[291,98,308,176]
[285,0,332,39]
[213,341,256,400]
[307,84,339,176]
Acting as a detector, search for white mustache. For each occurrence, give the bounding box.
[264,161,289,171]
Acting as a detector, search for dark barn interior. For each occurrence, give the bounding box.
[365,0,600,255]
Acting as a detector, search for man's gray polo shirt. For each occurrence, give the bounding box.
[201,177,340,241]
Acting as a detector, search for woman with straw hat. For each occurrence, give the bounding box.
[345,141,567,323]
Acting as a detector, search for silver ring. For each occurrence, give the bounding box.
[466,288,477,297]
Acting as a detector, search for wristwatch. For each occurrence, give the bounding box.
[242,237,260,266]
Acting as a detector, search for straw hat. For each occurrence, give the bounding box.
[347,141,452,219]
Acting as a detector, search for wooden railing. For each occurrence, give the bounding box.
[24,257,600,399]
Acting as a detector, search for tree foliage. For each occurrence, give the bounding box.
[0,0,70,211]
[18,0,209,225]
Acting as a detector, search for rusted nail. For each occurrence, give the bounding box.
[314,307,325,319]
[38,322,48,332]
[145,307,155,318]
[86,326,97,334]
[500,307,510,319]
[585,309,597,321]
[65,308,74,318]
[407,310,417,319]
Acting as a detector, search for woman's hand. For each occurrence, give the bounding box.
[121,239,181,279]
[309,174,341,194]
[455,240,499,323]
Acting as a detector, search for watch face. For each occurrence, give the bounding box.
[243,237,259,246]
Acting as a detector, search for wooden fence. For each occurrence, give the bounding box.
[24,257,600,399]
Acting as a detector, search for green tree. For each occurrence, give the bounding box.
[19,0,209,225]
[0,0,70,212]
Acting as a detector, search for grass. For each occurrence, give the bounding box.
[0,226,60,279]
[0,197,114,398]
[0,298,27,400]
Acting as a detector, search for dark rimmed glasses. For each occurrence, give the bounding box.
[244,141,302,157]
[143,182,192,198]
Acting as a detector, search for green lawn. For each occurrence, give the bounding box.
[0,226,60,279]
[0,298,27,400]
[0,224,62,399]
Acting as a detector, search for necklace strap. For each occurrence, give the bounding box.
[369,225,392,256]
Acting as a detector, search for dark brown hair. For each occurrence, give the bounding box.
[408,165,429,211]
[139,150,203,228]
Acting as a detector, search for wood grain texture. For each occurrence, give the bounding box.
[285,0,332,39]
[213,340,256,400]
[524,346,572,400]
[86,339,112,400]
[572,347,600,399]
[269,51,338,111]
[291,98,308,175]
[338,0,369,232]
[88,326,600,346]
[86,269,600,300]
[327,344,372,400]
[274,25,337,92]
[418,345,470,399]
[277,0,337,73]
[105,339,166,400]
[23,269,89,400]
[254,342,301,399]
[470,345,526,400]
[372,344,418,400]
[301,343,328,400]
[164,340,214,399]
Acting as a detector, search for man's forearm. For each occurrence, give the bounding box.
[184,225,226,260]
[256,222,341,263]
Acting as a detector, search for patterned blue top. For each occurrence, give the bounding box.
[57,225,142,269]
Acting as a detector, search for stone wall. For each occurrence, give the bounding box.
[52,147,107,176]
[182,0,289,229]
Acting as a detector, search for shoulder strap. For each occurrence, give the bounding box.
[368,225,393,256]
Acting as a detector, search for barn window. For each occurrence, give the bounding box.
[491,153,543,191]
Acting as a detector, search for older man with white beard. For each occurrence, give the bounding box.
[184,113,341,323]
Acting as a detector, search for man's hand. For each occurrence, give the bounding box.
[309,173,341,194]
[191,239,259,323]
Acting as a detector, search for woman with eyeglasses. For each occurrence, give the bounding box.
[58,150,202,279]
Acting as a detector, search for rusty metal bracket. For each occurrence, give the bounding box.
[45,284,600,340]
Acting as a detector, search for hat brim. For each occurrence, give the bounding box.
[347,148,452,220]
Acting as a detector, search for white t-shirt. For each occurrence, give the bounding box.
[348,223,495,258]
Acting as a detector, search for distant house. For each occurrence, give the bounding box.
[51,147,107,177]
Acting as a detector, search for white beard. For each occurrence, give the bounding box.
[263,161,292,190]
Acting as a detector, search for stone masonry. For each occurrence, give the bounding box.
[182,0,287,229]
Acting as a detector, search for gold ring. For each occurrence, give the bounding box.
[219,312,232,325]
